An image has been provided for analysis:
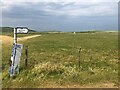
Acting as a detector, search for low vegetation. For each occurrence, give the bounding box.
[2,30,118,88]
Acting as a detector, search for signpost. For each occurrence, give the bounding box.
[9,27,29,77]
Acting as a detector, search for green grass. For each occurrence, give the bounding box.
[2,32,118,88]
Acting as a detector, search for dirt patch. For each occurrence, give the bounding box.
[1,35,41,45]
[39,81,117,88]
[90,82,117,88]
[18,35,41,41]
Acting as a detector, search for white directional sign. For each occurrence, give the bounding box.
[9,27,28,77]
[16,27,28,34]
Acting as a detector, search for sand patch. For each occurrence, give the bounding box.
[1,35,41,45]
[37,82,117,88]
[90,82,117,88]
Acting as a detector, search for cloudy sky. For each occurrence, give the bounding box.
[1,0,119,31]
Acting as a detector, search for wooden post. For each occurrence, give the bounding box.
[78,48,81,68]
[25,46,28,67]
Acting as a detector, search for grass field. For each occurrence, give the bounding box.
[2,31,118,88]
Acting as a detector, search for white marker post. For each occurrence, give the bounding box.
[14,28,17,44]
[74,32,76,34]
[9,27,29,77]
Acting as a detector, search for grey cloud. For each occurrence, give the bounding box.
[2,2,118,31]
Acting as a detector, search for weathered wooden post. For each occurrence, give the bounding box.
[25,46,28,67]
[78,48,81,68]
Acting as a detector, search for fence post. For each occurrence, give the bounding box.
[78,48,81,68]
[25,46,28,67]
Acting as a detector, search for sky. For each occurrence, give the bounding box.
[1,0,119,31]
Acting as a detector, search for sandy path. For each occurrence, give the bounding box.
[1,35,41,45]
[18,35,41,41]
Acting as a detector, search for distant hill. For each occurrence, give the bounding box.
[0,27,36,33]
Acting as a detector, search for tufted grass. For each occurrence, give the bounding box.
[2,31,118,88]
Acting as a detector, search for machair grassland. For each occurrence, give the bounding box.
[2,32,118,88]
